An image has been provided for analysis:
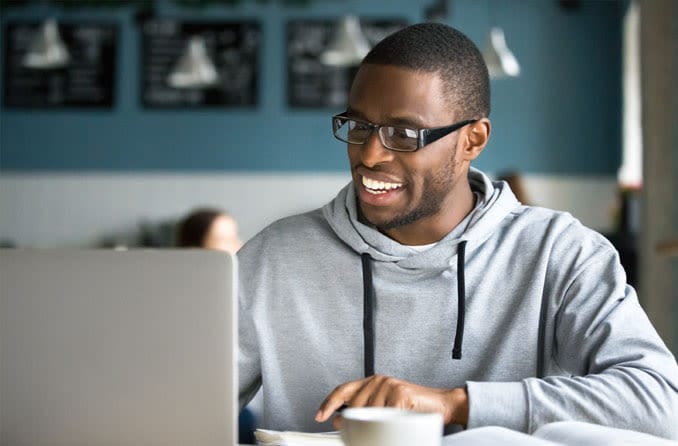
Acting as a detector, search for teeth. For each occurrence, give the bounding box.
[362,176,403,192]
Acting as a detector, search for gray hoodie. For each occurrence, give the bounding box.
[238,168,678,438]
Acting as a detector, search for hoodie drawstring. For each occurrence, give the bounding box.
[360,241,468,376]
[452,240,467,359]
[361,253,375,377]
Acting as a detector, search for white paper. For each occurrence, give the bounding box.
[254,429,344,446]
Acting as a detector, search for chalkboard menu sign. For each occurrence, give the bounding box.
[286,19,406,108]
[3,22,117,108]
[141,20,260,108]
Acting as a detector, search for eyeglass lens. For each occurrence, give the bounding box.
[334,118,419,151]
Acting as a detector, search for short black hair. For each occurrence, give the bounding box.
[362,23,490,118]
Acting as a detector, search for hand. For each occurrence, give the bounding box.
[314,374,469,429]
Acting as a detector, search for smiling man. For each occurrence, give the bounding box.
[237,23,678,438]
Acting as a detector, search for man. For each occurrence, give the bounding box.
[238,23,678,438]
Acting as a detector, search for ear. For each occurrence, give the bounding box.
[459,118,491,161]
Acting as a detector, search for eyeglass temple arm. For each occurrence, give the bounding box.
[420,119,477,147]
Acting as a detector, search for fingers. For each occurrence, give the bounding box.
[350,374,391,408]
[315,375,396,423]
[315,379,363,422]
[331,414,344,430]
[316,375,464,427]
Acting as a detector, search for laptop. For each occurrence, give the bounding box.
[0,249,238,446]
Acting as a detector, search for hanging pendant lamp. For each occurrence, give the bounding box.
[23,18,70,70]
[482,27,520,79]
[320,15,371,67]
[167,35,219,89]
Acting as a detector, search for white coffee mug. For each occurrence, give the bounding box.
[340,407,443,446]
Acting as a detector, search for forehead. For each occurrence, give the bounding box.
[209,215,237,234]
[348,64,453,126]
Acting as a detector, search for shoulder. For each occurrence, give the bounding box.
[240,208,326,249]
[518,207,624,292]
[236,208,337,267]
[514,205,610,243]
[509,205,619,266]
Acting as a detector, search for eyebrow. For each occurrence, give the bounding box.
[344,107,426,129]
[344,107,365,120]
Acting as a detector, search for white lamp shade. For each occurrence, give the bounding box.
[482,27,520,79]
[22,18,70,70]
[167,35,219,89]
[320,15,371,67]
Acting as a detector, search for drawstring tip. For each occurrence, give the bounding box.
[452,349,462,360]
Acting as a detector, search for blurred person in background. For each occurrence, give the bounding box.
[176,207,243,255]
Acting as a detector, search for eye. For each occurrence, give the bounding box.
[387,127,417,141]
[349,120,371,131]
[345,120,372,140]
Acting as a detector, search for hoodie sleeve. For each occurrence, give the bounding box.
[467,235,678,439]
[238,289,262,410]
[237,241,263,410]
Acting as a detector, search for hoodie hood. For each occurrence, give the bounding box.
[322,167,520,269]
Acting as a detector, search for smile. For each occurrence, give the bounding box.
[362,176,404,195]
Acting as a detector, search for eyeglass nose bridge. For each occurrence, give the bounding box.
[360,122,393,150]
[362,124,399,158]
[363,122,391,150]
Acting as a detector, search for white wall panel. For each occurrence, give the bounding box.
[0,173,617,248]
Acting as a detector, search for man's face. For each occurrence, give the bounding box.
[346,64,470,234]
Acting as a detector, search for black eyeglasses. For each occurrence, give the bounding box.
[332,114,477,152]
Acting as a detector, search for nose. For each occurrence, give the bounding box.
[359,129,395,168]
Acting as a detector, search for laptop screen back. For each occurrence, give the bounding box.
[0,249,238,446]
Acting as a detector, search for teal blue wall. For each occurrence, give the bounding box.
[0,0,624,173]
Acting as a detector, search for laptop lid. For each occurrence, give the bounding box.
[0,249,238,446]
